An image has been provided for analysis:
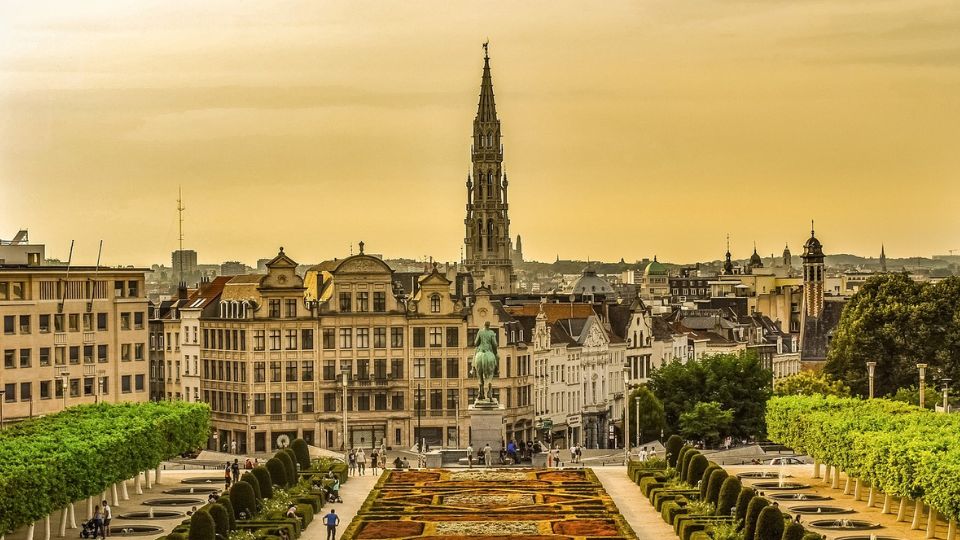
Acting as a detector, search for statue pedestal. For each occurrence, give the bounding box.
[468,403,504,451]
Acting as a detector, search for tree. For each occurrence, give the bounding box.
[775,371,850,397]
[679,402,734,447]
[742,497,769,540]
[240,471,261,500]
[277,450,297,487]
[890,385,941,410]
[627,385,667,447]
[266,458,287,488]
[649,351,772,438]
[715,476,741,516]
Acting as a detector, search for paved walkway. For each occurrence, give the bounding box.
[302,470,380,540]
[592,467,678,540]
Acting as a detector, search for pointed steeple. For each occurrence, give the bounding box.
[880,244,887,272]
[477,41,498,124]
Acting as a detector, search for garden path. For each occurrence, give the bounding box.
[592,466,680,540]
[301,470,379,540]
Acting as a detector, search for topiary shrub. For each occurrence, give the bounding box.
[291,439,311,471]
[240,472,261,500]
[800,532,822,540]
[715,476,741,516]
[252,466,273,499]
[216,495,235,530]
[166,534,187,540]
[781,522,806,540]
[753,506,784,540]
[677,446,695,479]
[665,435,684,467]
[208,502,229,539]
[734,487,756,526]
[278,449,298,485]
[742,496,769,540]
[699,465,720,499]
[266,458,287,488]
[229,481,257,520]
[685,454,709,486]
[188,509,215,540]
[704,468,728,506]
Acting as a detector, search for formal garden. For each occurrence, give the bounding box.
[341,468,637,539]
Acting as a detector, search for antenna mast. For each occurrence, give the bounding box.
[177,187,185,283]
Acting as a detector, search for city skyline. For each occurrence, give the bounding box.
[2,1,958,266]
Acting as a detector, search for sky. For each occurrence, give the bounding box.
[0,0,958,267]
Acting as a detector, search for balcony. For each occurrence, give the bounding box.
[83,332,95,344]
[348,376,390,388]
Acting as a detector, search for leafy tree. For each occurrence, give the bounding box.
[664,435,684,467]
[890,385,941,410]
[775,371,850,397]
[277,450,297,487]
[649,351,772,438]
[188,509,215,540]
[626,385,667,447]
[685,454,709,486]
[679,402,734,447]
[216,495,235,530]
[734,487,755,526]
[715,476,741,516]
[704,468,728,505]
[781,522,806,540]
[240,472,261,500]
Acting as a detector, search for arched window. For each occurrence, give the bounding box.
[486,173,494,199]
[487,219,494,248]
[430,294,441,313]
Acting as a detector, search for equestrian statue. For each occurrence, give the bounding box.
[473,321,499,405]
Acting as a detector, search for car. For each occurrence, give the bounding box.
[767,457,807,465]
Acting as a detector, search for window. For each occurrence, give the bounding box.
[429,389,442,413]
[323,360,336,381]
[19,349,30,368]
[285,361,298,381]
[83,345,93,364]
[39,347,50,366]
[413,328,425,348]
[286,392,298,413]
[430,294,441,313]
[301,329,314,350]
[134,312,144,329]
[414,358,425,379]
[375,392,387,410]
[302,361,314,381]
[269,330,281,350]
[390,327,403,348]
[120,313,131,330]
[269,299,281,318]
[270,362,282,382]
[373,292,386,312]
[372,327,386,349]
[254,394,266,414]
[357,394,370,411]
[357,292,369,312]
[69,346,79,364]
[121,375,132,393]
[429,327,442,347]
[302,392,315,413]
[3,383,14,401]
[339,328,352,349]
[285,329,297,350]
[55,347,65,365]
[340,359,352,378]
[391,359,403,379]
[254,362,265,382]
[391,393,404,410]
[270,393,282,414]
[429,358,442,378]
[285,298,297,318]
[447,389,459,412]
[121,344,131,362]
[356,328,369,348]
[3,316,14,334]
[135,374,144,391]
[135,343,144,361]
[127,280,139,298]
[339,292,351,312]
[40,380,51,399]
[322,329,335,349]
[374,358,387,380]
[39,314,50,333]
[323,393,336,412]
[19,315,30,334]
[83,313,93,331]
[446,327,459,347]
[20,382,31,401]
[250,330,264,351]
[97,313,107,331]
[3,350,13,369]
[446,358,459,378]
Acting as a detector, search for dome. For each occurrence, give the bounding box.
[643,257,667,276]
[570,268,614,295]
[749,248,763,267]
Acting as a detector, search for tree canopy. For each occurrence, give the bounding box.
[648,350,772,438]
[774,370,850,397]
[626,385,666,446]
[679,401,734,447]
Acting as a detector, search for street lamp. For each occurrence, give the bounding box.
[635,396,641,449]
[866,361,877,399]
[341,366,350,451]
[917,364,928,409]
[941,377,952,413]
[622,364,630,464]
[416,383,423,453]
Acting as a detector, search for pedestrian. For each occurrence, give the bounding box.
[224,462,232,488]
[483,443,492,467]
[569,444,576,464]
[322,508,340,540]
[357,448,367,476]
[466,444,474,468]
[230,440,237,454]
[380,451,387,470]
[101,501,111,539]
[92,505,104,540]
[370,448,379,476]
[551,445,561,468]
[348,449,356,477]
[231,459,240,483]
[575,445,582,463]
[507,440,517,464]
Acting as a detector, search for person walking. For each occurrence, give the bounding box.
[551,445,561,468]
[466,444,474,468]
[348,449,356,477]
[223,462,232,488]
[357,448,367,476]
[322,508,340,540]
[231,459,240,483]
[483,443,492,467]
[370,448,379,476]
[101,501,111,538]
[92,505,104,540]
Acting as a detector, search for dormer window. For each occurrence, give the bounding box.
[430,294,441,313]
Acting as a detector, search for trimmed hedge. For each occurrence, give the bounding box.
[678,448,697,480]
[666,435,685,467]
[278,449,298,484]
[715,476,741,516]
[0,401,209,533]
[781,522,806,540]
[734,486,756,524]
[699,465,720,499]
[266,459,287,488]
[241,472,261,500]
[704,468,728,506]
[742,496,769,540]
[209,502,229,539]
[290,439,311,471]
[685,454,709,486]
[252,467,273,499]
[753,506,784,540]
[230,481,257,519]
[188,509,216,540]
[217,495,236,530]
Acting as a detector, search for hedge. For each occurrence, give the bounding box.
[767,395,960,521]
[734,486,755,524]
[230,481,257,520]
[704,468,728,506]
[217,495,236,530]
[781,522,806,540]
[699,465,720,499]
[0,401,209,533]
[715,476,740,516]
[665,435,685,467]
[266,459,287,488]
[252,467,273,499]
[685,454,708,486]
[278,450,298,485]
[291,439,311,471]
[676,446,694,478]
[241,472,262,500]
[753,506,784,540]
[209,502,229,538]
[742,496,768,540]
[188,509,216,540]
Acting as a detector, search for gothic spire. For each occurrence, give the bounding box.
[476,41,498,124]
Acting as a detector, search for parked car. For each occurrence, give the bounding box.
[767,456,807,465]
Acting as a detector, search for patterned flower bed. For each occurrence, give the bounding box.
[342,468,637,539]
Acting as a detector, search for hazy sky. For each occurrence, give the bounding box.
[1,1,958,267]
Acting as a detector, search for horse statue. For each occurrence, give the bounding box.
[473,321,498,404]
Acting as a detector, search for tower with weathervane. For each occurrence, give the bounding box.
[801,222,825,318]
[463,43,516,294]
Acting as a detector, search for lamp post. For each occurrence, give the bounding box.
[635,396,641,449]
[866,361,877,399]
[622,365,630,464]
[941,378,951,413]
[917,363,928,409]
[341,366,350,451]
[416,383,423,453]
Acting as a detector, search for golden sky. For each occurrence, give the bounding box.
[1,0,958,267]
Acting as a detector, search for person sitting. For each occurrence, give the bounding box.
[401,457,410,469]
[186,506,197,516]
[285,504,303,526]
[393,456,404,469]
[277,528,290,540]
[244,458,253,469]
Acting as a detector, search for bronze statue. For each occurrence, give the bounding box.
[473,321,498,404]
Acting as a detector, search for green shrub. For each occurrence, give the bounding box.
[742,496,769,540]
[676,446,694,478]
[734,487,756,525]
[290,439,311,471]
[715,476,741,516]
[252,467,273,499]
[266,459,287,488]
[781,522,806,540]
[230,481,257,520]
[800,533,822,540]
[665,435,684,466]
[166,534,188,540]
[685,454,709,486]
[753,506,784,540]
[699,465,720,499]
[240,472,261,500]
[689,532,711,540]
[294,504,313,527]
[277,451,297,487]
[707,520,743,540]
[704,468,728,505]
[217,495,236,530]
[686,500,715,516]
[209,503,229,539]
[188,509,216,540]
[678,520,707,540]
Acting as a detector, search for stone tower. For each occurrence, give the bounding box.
[463,43,516,293]
[783,243,792,268]
[801,222,825,318]
[723,236,734,275]
[880,245,887,272]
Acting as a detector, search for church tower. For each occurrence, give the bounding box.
[880,245,887,272]
[801,222,825,318]
[463,43,516,293]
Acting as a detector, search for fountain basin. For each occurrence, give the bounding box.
[789,505,854,515]
[142,498,205,507]
[751,481,811,491]
[117,511,184,520]
[810,519,881,530]
[769,493,832,502]
[163,487,219,495]
[736,471,792,479]
[108,525,164,536]
[180,477,224,484]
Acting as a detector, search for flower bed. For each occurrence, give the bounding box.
[342,468,637,539]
